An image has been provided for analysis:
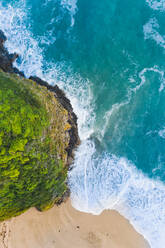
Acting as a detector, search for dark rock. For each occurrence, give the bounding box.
[0,30,7,45]
[0,30,22,76]
[13,67,25,77]
[29,76,80,165]
[29,76,74,113]
[9,53,19,63]
[0,46,13,73]
[0,29,80,167]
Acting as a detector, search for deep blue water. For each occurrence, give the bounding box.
[1,0,165,247]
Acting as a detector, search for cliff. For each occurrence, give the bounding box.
[0,30,80,221]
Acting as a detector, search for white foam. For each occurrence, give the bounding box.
[0,1,44,77]
[43,64,95,139]
[138,66,165,92]
[129,76,136,83]
[60,0,77,26]
[99,101,129,139]
[70,65,165,247]
[158,127,165,138]
[100,66,165,139]
[1,1,165,247]
[146,0,165,11]
[0,0,94,140]
[143,18,165,50]
[69,140,165,248]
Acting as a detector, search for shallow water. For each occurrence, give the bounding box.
[1,0,165,247]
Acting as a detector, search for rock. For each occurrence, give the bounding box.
[13,67,25,77]
[0,30,80,218]
[29,76,80,165]
[0,30,23,76]
[9,52,19,63]
[0,30,7,45]
[0,29,80,167]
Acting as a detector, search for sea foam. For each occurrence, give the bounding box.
[69,140,165,248]
[60,0,77,26]
[1,1,165,248]
[143,18,165,50]
[146,0,165,11]
[0,1,44,77]
[0,0,94,139]
[99,66,165,139]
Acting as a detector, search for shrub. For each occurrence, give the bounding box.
[0,71,68,220]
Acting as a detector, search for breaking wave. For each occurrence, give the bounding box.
[146,0,165,11]
[1,1,165,247]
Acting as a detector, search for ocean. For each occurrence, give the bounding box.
[0,0,165,247]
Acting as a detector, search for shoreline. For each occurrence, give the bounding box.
[0,199,149,248]
[0,28,150,248]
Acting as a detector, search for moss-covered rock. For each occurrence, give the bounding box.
[0,31,79,221]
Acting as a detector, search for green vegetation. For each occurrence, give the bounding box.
[0,70,70,221]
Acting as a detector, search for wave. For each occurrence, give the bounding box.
[146,0,165,11]
[0,0,94,140]
[60,0,77,26]
[143,18,165,50]
[100,65,165,139]
[138,66,165,92]
[1,1,165,247]
[158,127,165,138]
[44,64,95,139]
[69,140,165,248]
[0,1,44,77]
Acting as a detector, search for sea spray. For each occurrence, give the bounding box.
[0,0,95,139]
[69,140,165,248]
[60,0,77,26]
[143,18,165,49]
[1,1,165,247]
[146,0,165,11]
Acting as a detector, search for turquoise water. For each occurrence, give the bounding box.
[1,0,165,247]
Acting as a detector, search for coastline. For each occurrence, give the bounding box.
[0,30,150,248]
[0,30,80,169]
[0,199,149,248]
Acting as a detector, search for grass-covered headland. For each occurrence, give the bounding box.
[0,69,78,221]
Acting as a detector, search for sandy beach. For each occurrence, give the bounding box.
[0,200,149,248]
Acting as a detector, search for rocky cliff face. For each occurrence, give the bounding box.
[0,30,80,167]
[29,76,80,166]
[0,30,24,76]
[0,30,80,220]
